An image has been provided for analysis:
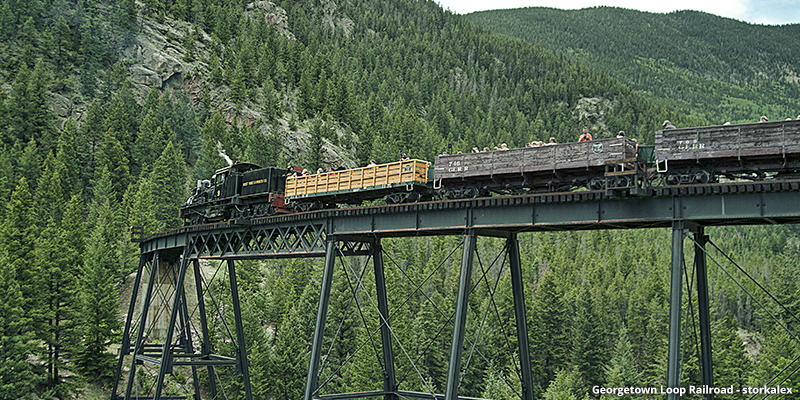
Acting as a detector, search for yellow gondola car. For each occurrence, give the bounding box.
[286,159,431,211]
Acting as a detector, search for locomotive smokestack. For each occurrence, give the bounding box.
[216,141,233,166]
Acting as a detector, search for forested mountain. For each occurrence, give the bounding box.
[0,0,798,399]
[465,6,800,125]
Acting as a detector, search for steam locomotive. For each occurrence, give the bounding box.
[179,119,800,225]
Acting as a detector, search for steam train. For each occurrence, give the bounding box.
[179,119,800,225]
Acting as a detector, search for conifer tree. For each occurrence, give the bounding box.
[104,83,141,162]
[0,254,39,399]
[1,178,39,313]
[148,141,187,230]
[602,325,641,399]
[271,278,318,400]
[73,198,121,382]
[95,130,131,202]
[529,270,571,395]
[33,154,76,394]
[542,367,584,400]
[571,284,607,389]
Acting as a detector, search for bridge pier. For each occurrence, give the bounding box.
[111,246,253,400]
[667,221,715,400]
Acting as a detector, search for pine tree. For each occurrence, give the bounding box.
[571,284,607,389]
[148,141,187,230]
[305,119,325,172]
[542,367,583,400]
[529,270,571,395]
[95,130,131,202]
[271,278,318,400]
[73,199,121,382]
[602,325,641,400]
[104,83,141,162]
[0,255,39,399]
[1,178,39,313]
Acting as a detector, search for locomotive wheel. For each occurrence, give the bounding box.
[692,170,712,184]
[665,172,682,186]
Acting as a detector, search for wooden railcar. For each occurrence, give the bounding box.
[654,119,800,184]
[433,137,640,197]
[285,159,431,210]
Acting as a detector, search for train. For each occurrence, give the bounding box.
[179,119,800,225]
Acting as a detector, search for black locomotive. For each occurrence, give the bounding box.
[179,163,291,225]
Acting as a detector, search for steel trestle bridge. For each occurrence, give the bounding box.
[112,180,800,400]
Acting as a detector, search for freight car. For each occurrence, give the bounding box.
[433,137,643,197]
[284,159,431,211]
[653,119,800,184]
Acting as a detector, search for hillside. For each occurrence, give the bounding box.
[466,6,800,124]
[0,1,798,399]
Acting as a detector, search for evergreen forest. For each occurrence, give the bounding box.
[465,6,800,125]
[0,0,798,399]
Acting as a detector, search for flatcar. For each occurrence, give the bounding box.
[284,159,431,211]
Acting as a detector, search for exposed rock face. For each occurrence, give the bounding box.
[123,16,213,102]
[247,1,296,40]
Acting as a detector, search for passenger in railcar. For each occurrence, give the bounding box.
[368,160,377,166]
[617,131,625,138]
[546,137,557,145]
[579,127,593,141]
[759,115,768,123]
[663,120,677,129]
[400,152,410,160]
[482,147,490,152]
[472,147,481,153]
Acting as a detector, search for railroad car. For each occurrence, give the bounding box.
[284,159,431,211]
[653,119,800,184]
[434,137,643,197]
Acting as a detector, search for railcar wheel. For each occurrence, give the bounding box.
[693,170,712,184]
[665,172,682,186]
[588,177,605,191]
[405,191,421,203]
[464,186,479,198]
[615,176,631,188]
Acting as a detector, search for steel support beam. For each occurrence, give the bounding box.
[125,252,160,399]
[373,240,398,400]
[227,259,254,399]
[154,248,191,399]
[113,254,147,398]
[694,227,714,399]
[193,259,218,398]
[445,232,476,400]
[666,220,685,400]
[305,240,338,400]
[508,234,534,400]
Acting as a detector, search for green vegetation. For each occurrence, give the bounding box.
[466,6,800,125]
[0,0,796,399]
